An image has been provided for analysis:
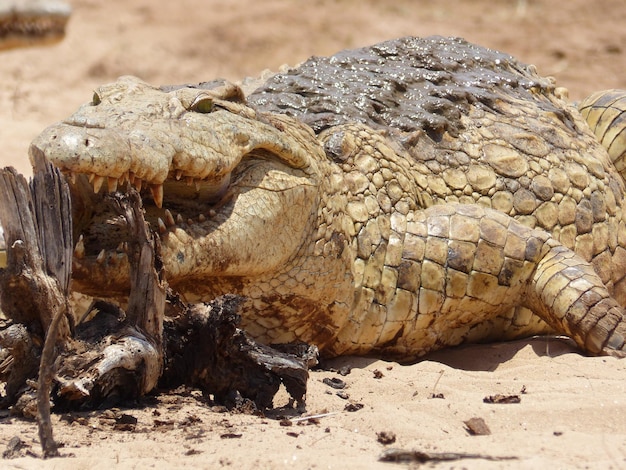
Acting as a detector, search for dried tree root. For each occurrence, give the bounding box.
[53,190,165,409]
[0,157,314,459]
[0,322,39,407]
[0,149,74,457]
[162,293,316,410]
[0,154,164,453]
[37,301,68,458]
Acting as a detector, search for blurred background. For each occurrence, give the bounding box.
[1,0,625,175]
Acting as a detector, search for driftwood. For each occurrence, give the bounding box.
[0,153,164,455]
[0,153,313,458]
[0,149,72,337]
[162,293,315,409]
[52,190,165,411]
[0,148,73,457]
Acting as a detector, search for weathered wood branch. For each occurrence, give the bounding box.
[162,293,315,409]
[0,155,313,458]
[54,190,165,409]
[0,149,71,338]
[0,147,74,457]
[110,192,165,363]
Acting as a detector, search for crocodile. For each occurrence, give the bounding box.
[0,0,70,50]
[30,36,626,360]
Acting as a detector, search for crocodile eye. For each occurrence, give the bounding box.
[92,92,102,106]
[189,96,213,113]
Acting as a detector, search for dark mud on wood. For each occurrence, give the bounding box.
[161,293,314,410]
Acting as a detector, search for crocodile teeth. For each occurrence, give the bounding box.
[107,177,118,192]
[164,209,175,226]
[150,184,164,208]
[132,177,141,191]
[195,180,201,192]
[92,175,105,193]
[116,241,129,253]
[185,176,194,187]
[96,249,106,264]
[157,218,167,234]
[208,209,217,218]
[175,170,183,180]
[198,214,206,222]
[176,214,184,224]
[74,235,85,259]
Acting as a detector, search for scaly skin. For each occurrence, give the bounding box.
[0,0,70,50]
[31,37,626,359]
[579,90,626,179]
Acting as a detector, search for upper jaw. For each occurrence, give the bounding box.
[29,76,317,196]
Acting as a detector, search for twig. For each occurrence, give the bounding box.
[37,300,67,458]
[428,369,445,398]
[379,448,518,463]
[289,412,338,423]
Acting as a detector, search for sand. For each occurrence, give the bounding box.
[1,0,625,468]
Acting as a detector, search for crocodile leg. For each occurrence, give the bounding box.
[336,203,626,358]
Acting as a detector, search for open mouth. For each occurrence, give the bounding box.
[65,165,235,264]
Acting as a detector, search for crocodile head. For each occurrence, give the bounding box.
[31,76,327,299]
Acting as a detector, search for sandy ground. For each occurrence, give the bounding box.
[1,0,626,468]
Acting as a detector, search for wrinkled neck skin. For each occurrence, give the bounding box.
[162,151,357,351]
[209,123,421,353]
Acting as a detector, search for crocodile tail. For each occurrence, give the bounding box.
[579,89,626,183]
